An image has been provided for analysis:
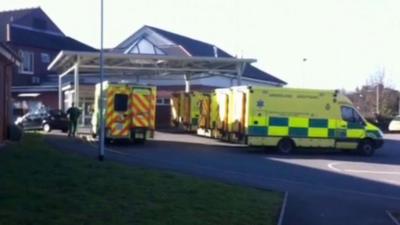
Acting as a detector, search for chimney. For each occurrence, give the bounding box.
[213,45,218,58]
[6,24,10,42]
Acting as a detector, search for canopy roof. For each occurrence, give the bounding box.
[48,50,256,79]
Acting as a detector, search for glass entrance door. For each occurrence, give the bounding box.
[79,99,94,127]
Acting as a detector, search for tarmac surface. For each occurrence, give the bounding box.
[45,131,400,225]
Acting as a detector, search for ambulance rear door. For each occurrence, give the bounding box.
[131,87,152,131]
[106,85,131,138]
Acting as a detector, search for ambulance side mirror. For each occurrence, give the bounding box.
[356,119,366,127]
[338,121,347,128]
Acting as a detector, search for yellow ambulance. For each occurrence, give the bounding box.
[91,82,156,144]
[170,91,206,132]
[223,86,384,156]
[197,92,219,137]
[212,88,232,139]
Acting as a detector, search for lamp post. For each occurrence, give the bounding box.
[98,0,105,161]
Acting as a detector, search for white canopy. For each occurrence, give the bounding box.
[48,50,256,108]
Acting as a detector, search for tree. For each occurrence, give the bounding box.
[347,68,400,119]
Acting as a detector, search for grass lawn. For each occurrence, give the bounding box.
[0,134,282,225]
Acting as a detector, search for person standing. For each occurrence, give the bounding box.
[66,103,80,137]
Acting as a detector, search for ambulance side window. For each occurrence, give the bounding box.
[341,106,354,122]
[114,94,128,112]
[341,106,365,125]
[353,109,366,125]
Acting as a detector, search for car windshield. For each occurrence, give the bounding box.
[24,112,42,119]
[49,110,60,115]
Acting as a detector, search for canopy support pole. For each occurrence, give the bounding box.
[58,76,61,110]
[99,0,105,161]
[58,65,76,110]
[73,57,80,107]
[184,73,191,92]
[236,62,246,86]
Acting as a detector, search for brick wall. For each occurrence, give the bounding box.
[0,59,13,143]
[12,91,58,117]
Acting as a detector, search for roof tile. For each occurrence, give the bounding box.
[9,26,96,51]
[145,25,286,85]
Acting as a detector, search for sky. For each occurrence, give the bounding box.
[2,0,400,91]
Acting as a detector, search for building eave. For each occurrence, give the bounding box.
[12,85,58,93]
[0,42,20,65]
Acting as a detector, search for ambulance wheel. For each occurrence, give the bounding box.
[134,133,146,144]
[43,123,51,133]
[134,137,146,144]
[340,149,352,153]
[277,138,295,154]
[358,139,375,156]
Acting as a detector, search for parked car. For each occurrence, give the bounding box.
[15,109,69,133]
[388,115,400,132]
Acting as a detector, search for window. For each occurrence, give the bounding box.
[114,94,128,111]
[19,51,34,74]
[41,53,50,63]
[353,110,363,123]
[137,38,156,54]
[127,38,165,55]
[341,106,354,122]
[131,46,140,54]
[32,76,40,84]
[27,113,39,120]
[163,98,170,105]
[341,106,365,124]
[50,110,67,118]
[156,98,170,106]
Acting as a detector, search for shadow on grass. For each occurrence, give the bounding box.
[0,133,283,225]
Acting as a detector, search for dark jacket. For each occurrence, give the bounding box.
[66,107,80,121]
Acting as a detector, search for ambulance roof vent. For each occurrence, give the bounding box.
[333,89,339,102]
[333,89,339,96]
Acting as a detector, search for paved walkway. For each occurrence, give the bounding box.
[45,132,400,225]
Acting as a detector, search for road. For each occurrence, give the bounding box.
[46,131,400,225]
